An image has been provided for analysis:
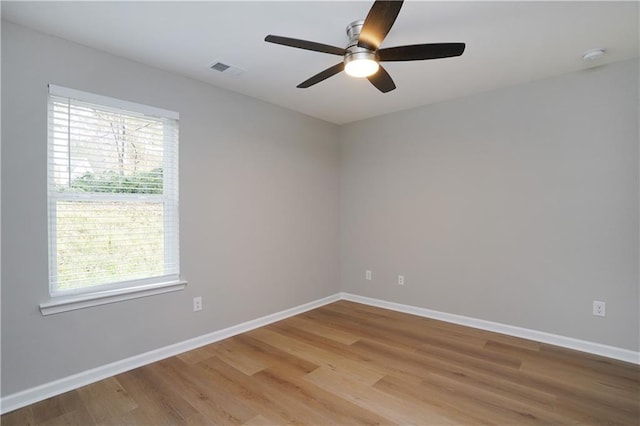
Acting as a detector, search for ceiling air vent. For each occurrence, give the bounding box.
[211,62,230,72]
[209,62,244,76]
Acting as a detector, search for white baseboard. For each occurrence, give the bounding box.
[0,293,341,415]
[340,292,640,365]
[3,291,638,414]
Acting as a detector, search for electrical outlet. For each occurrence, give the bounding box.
[593,300,605,317]
[193,296,202,312]
[365,270,372,281]
[398,275,405,286]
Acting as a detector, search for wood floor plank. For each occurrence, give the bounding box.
[416,339,523,377]
[39,408,95,426]
[210,338,269,376]
[176,345,217,365]
[351,338,558,407]
[76,377,137,423]
[0,406,35,426]
[248,327,385,386]
[30,390,86,425]
[232,334,319,376]
[3,301,639,425]
[282,315,361,345]
[372,373,496,425]
[194,355,295,424]
[198,354,341,424]
[486,339,640,389]
[317,302,445,347]
[301,308,427,351]
[306,365,457,424]
[415,336,639,421]
[268,321,382,371]
[520,358,640,401]
[152,357,257,425]
[420,370,572,424]
[254,364,391,425]
[113,365,202,424]
[325,301,544,351]
[241,414,274,425]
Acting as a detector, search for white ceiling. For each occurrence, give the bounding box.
[2,1,638,124]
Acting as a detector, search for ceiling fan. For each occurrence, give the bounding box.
[264,0,465,93]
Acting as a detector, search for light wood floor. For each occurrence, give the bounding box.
[2,300,639,425]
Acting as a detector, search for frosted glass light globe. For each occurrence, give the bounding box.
[345,58,380,77]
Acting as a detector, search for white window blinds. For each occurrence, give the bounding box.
[47,85,179,296]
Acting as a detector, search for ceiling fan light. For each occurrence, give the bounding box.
[345,58,379,77]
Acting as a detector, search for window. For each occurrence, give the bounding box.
[43,85,182,313]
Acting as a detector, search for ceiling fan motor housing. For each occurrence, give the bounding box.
[344,48,379,66]
[344,20,379,72]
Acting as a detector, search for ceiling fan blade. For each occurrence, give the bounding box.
[367,65,396,93]
[265,35,346,56]
[358,0,404,50]
[378,43,466,61]
[297,63,345,88]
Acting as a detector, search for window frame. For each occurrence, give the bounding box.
[41,85,185,315]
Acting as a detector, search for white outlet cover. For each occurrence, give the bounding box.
[593,300,606,317]
[193,296,202,312]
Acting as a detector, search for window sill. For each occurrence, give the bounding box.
[39,280,187,316]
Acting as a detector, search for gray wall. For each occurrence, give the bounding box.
[1,21,340,396]
[340,59,639,351]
